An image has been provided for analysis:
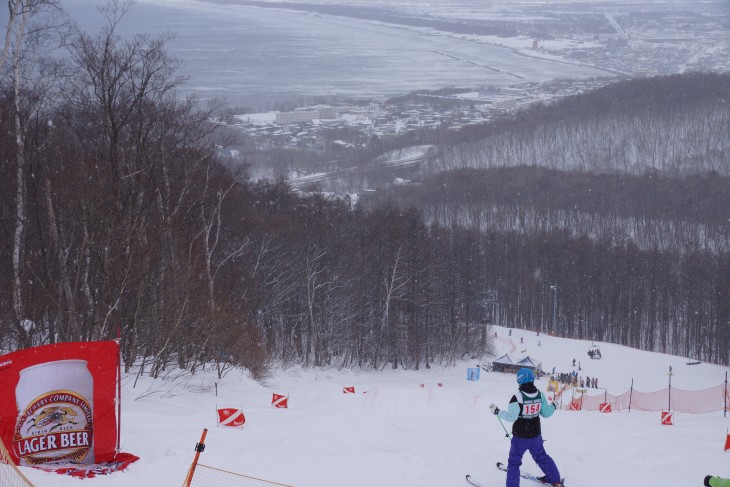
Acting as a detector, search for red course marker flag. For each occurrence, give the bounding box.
[217,408,245,428]
[599,402,612,413]
[343,386,355,394]
[661,411,673,425]
[272,393,288,408]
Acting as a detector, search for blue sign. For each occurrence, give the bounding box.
[467,368,480,381]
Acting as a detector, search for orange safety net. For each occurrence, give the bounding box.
[556,384,728,414]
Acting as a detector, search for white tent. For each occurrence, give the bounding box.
[492,354,543,374]
[516,355,543,371]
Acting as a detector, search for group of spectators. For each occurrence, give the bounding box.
[550,368,599,389]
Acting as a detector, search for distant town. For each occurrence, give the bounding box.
[225,2,729,151]
[227,76,613,151]
[216,0,729,190]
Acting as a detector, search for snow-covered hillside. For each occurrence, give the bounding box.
[21,326,730,486]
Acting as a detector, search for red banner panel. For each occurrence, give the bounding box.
[31,452,140,479]
[0,341,120,466]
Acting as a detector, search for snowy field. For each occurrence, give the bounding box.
[60,0,613,109]
[19,325,730,486]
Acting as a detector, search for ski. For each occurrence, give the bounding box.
[465,474,482,487]
[496,462,566,486]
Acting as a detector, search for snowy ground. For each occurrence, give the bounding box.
[20,326,730,486]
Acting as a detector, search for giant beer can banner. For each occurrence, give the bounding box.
[0,341,119,466]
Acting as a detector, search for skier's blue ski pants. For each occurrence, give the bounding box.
[506,435,560,487]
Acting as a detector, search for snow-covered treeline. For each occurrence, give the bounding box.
[431,73,730,176]
[373,167,730,253]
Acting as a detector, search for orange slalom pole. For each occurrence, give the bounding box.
[185,429,208,487]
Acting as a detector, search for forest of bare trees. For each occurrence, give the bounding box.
[2,2,728,379]
[431,73,730,175]
[0,1,267,377]
[373,167,730,253]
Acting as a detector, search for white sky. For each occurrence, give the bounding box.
[19,325,730,486]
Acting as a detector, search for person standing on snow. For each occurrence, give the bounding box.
[489,368,563,487]
[705,475,730,486]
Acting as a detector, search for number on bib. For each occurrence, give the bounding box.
[524,403,541,415]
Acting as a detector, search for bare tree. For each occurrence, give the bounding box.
[1,0,66,344]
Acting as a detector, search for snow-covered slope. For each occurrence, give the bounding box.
[21,326,730,486]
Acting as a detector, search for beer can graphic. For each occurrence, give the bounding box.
[13,359,94,465]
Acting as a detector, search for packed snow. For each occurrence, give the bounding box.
[17,325,730,486]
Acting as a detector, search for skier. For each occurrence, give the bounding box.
[705,475,730,487]
[489,368,563,487]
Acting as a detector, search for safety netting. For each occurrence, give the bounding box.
[557,384,730,413]
[0,437,34,487]
[186,464,294,487]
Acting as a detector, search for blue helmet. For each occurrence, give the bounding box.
[516,368,534,385]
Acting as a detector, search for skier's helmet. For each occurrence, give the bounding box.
[516,367,534,385]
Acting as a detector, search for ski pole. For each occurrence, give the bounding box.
[495,414,511,439]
